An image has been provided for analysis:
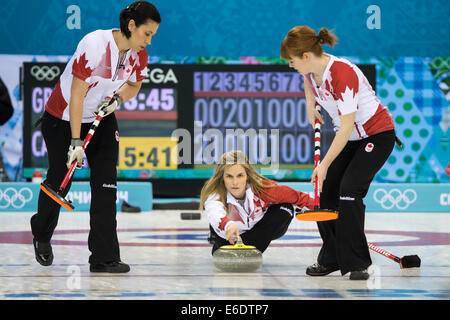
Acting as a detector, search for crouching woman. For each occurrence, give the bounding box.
[200,150,314,254]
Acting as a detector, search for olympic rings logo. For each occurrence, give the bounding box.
[30,65,60,81]
[373,188,417,210]
[0,187,33,209]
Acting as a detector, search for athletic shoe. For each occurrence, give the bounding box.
[33,238,53,266]
[306,263,339,276]
[121,201,141,213]
[349,269,370,280]
[89,261,130,273]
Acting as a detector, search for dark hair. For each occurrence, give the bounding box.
[120,1,161,39]
[280,26,337,60]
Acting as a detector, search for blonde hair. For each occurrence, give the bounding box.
[199,150,275,215]
[280,26,338,60]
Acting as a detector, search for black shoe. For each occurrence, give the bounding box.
[121,201,141,213]
[207,231,218,244]
[33,238,53,266]
[349,269,370,280]
[90,261,130,273]
[306,263,339,276]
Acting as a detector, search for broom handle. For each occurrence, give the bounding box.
[313,105,322,209]
[59,111,105,191]
[367,242,401,264]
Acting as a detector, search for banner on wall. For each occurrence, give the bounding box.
[280,182,450,213]
[0,0,448,57]
[0,182,152,212]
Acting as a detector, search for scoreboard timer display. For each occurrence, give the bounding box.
[193,69,314,166]
[22,62,375,178]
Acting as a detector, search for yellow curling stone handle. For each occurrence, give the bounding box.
[220,240,257,250]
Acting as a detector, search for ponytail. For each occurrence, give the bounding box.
[281,26,338,60]
[317,28,338,47]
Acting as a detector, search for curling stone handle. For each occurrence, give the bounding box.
[231,234,243,244]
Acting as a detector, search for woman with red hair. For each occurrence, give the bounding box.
[281,26,397,280]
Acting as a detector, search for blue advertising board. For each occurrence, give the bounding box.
[0,182,152,212]
[280,182,450,213]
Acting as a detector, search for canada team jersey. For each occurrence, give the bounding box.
[305,54,394,140]
[205,180,314,240]
[45,29,148,122]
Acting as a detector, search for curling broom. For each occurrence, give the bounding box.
[40,109,107,211]
[368,242,421,268]
[296,105,338,222]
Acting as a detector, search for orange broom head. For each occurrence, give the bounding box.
[296,209,338,222]
[40,182,74,211]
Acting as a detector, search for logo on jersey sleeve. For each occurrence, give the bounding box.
[72,53,93,81]
[330,61,359,102]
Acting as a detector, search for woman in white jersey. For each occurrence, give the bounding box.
[30,1,161,273]
[281,26,396,280]
[201,150,314,254]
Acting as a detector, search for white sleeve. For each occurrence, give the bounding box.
[71,32,102,83]
[205,194,234,240]
[331,64,359,116]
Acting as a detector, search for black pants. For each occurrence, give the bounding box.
[210,203,294,255]
[316,130,395,275]
[30,111,120,265]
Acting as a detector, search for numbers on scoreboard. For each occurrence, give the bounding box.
[194,97,309,129]
[119,88,176,111]
[194,72,304,92]
[118,137,177,170]
[123,146,171,168]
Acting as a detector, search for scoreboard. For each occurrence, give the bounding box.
[22,62,375,179]
[193,69,315,166]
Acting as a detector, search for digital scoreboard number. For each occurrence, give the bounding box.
[22,63,375,177]
[181,64,375,168]
[118,137,177,169]
[192,70,312,166]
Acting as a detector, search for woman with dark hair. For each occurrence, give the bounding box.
[281,26,396,280]
[30,1,161,273]
[200,150,314,255]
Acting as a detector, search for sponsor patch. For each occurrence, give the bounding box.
[102,184,117,189]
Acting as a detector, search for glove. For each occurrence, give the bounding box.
[67,138,84,169]
[294,204,309,213]
[96,93,122,117]
[280,204,308,217]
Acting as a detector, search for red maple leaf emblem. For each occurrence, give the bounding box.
[128,55,136,67]
[72,53,93,81]
[330,61,358,102]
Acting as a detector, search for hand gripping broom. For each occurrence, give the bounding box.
[40,109,107,211]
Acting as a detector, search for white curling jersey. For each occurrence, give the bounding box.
[45,29,148,122]
[305,54,394,140]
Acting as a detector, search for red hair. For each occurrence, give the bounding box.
[280,26,338,60]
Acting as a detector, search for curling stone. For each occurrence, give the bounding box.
[213,241,262,272]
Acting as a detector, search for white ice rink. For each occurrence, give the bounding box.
[0,209,448,300]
